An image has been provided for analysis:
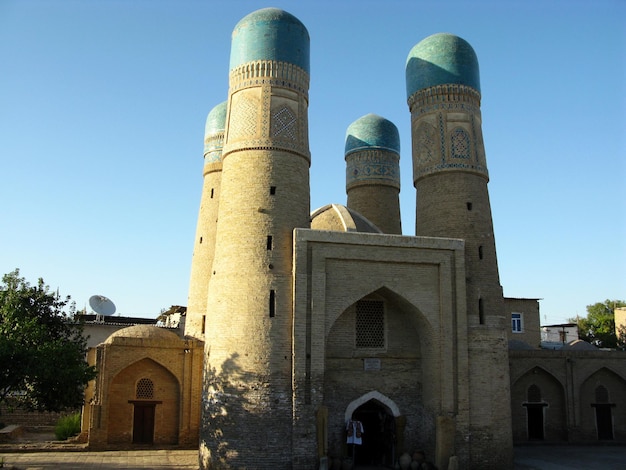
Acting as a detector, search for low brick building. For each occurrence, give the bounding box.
[83,325,202,449]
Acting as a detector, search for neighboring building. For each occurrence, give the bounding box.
[615,307,626,343]
[82,7,626,470]
[540,323,579,350]
[506,298,542,349]
[81,314,157,349]
[82,325,203,449]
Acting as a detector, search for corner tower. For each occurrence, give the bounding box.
[200,8,310,469]
[345,114,402,234]
[185,101,227,340]
[406,33,512,468]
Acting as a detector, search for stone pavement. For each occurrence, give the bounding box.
[513,445,626,470]
[1,446,626,469]
[0,449,199,469]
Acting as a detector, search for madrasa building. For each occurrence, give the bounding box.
[82,7,626,470]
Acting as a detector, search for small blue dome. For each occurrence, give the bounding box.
[405,33,480,99]
[205,101,227,138]
[204,101,227,161]
[230,8,310,73]
[345,114,400,156]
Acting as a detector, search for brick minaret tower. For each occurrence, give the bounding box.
[185,101,226,340]
[345,113,402,234]
[200,8,310,469]
[406,33,512,468]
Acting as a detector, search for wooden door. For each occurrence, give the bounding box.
[133,404,155,444]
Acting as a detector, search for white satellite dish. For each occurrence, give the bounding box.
[89,295,116,316]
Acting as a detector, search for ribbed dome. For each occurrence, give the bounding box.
[104,325,180,344]
[230,8,310,73]
[406,33,480,99]
[205,101,227,138]
[311,204,382,234]
[345,114,400,156]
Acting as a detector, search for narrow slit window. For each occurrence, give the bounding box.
[467,202,473,211]
[478,245,483,259]
[479,298,485,324]
[270,186,276,195]
[267,235,273,250]
[210,188,214,199]
[201,315,206,335]
[269,290,275,317]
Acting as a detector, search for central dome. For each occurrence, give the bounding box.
[230,8,310,73]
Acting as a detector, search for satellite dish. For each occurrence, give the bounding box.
[89,295,116,316]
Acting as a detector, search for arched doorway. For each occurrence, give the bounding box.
[349,399,396,467]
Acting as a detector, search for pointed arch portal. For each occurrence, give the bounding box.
[345,391,400,467]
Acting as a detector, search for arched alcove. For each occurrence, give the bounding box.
[580,367,626,441]
[107,358,180,445]
[324,287,437,460]
[511,366,566,442]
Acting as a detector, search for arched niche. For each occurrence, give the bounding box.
[107,357,180,445]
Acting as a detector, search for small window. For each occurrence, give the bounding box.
[267,235,273,250]
[479,298,485,324]
[269,290,275,318]
[270,186,276,195]
[528,384,542,402]
[356,300,385,349]
[466,202,473,211]
[595,385,609,404]
[201,315,206,335]
[478,245,483,259]
[512,312,523,333]
[136,378,154,399]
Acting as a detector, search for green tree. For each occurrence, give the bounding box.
[569,299,626,348]
[0,269,96,412]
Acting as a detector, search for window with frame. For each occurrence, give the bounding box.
[356,300,385,349]
[512,312,523,333]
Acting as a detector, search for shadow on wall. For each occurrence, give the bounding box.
[200,351,293,467]
[200,351,245,466]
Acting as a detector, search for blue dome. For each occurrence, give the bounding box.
[205,101,227,138]
[229,8,310,73]
[204,101,227,161]
[345,114,400,156]
[405,33,480,99]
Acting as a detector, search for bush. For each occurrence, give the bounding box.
[54,412,81,440]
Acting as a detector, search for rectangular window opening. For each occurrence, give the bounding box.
[356,300,385,349]
[267,235,273,250]
[512,312,523,333]
[270,186,276,195]
[479,298,485,325]
[201,315,206,334]
[269,290,275,318]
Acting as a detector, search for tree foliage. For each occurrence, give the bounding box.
[0,269,96,412]
[569,299,626,348]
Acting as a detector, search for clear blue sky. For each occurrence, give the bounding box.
[1,0,624,324]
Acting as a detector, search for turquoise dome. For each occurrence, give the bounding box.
[205,101,227,138]
[345,114,400,156]
[229,8,310,73]
[204,101,227,161]
[405,33,480,99]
